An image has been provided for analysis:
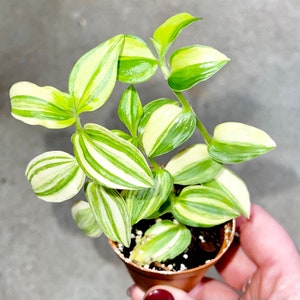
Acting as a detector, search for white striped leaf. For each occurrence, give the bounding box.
[118,35,158,83]
[168,45,230,91]
[203,168,250,218]
[129,220,191,266]
[71,201,102,238]
[25,151,86,202]
[208,122,277,164]
[68,34,124,114]
[85,181,131,247]
[137,98,176,136]
[72,123,153,189]
[171,185,240,227]
[118,85,143,137]
[126,168,173,225]
[165,144,222,185]
[10,82,75,129]
[140,100,196,157]
[152,12,200,59]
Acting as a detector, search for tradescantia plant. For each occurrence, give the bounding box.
[10,13,276,267]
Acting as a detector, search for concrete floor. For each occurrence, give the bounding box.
[0,1,299,299]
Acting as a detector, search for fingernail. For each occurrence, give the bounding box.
[144,289,175,300]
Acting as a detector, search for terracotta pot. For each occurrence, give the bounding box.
[108,219,235,292]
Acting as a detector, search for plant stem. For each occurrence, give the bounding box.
[75,115,83,131]
[173,91,191,111]
[196,118,212,144]
[174,91,212,144]
[149,157,160,170]
[159,59,170,80]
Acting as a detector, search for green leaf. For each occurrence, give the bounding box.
[137,98,176,137]
[152,12,200,59]
[118,35,158,83]
[71,200,103,238]
[68,34,124,114]
[171,185,240,227]
[129,220,191,266]
[203,168,250,218]
[118,85,143,137]
[208,122,277,164]
[10,82,75,129]
[85,182,131,247]
[126,168,173,224]
[168,45,230,91]
[72,123,153,189]
[140,100,196,157]
[165,144,222,185]
[25,151,85,202]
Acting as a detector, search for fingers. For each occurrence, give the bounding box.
[189,278,239,300]
[216,204,300,292]
[128,284,194,300]
[239,204,299,268]
[128,280,239,300]
[128,285,144,300]
[215,238,256,290]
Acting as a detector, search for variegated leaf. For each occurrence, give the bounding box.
[71,200,102,238]
[165,144,222,185]
[168,45,230,91]
[10,82,75,129]
[203,168,250,218]
[152,12,200,59]
[129,220,191,266]
[85,181,131,247]
[126,168,173,224]
[118,85,143,137]
[68,34,124,114]
[171,185,240,227]
[25,151,86,202]
[208,122,277,163]
[118,35,158,83]
[137,98,176,137]
[140,101,196,157]
[72,123,153,189]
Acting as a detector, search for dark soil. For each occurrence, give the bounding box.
[120,215,226,272]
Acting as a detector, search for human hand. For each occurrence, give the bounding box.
[128,204,300,300]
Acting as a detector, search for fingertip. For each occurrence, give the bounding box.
[127,284,145,299]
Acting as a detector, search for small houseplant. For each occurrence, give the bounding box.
[9,13,276,291]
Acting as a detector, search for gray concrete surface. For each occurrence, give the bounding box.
[1,1,299,299]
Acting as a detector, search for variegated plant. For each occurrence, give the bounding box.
[10,13,276,267]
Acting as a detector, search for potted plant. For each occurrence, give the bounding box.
[9,12,276,292]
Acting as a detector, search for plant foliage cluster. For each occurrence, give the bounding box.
[10,13,276,265]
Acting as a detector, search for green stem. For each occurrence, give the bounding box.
[149,157,160,170]
[173,91,191,111]
[196,118,212,144]
[159,58,170,80]
[75,115,83,131]
[174,91,212,144]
